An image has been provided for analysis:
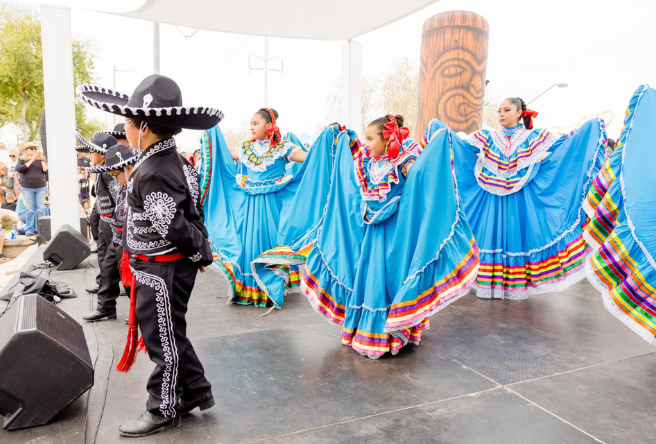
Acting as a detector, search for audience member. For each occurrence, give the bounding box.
[1,191,17,212]
[16,142,48,236]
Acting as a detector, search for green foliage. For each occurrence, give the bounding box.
[0,3,101,142]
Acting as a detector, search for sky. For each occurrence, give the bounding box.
[2,0,655,151]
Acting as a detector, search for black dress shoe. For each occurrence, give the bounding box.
[179,392,215,416]
[119,411,181,437]
[83,310,117,322]
[86,285,99,294]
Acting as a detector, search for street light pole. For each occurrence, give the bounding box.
[528,83,568,105]
[153,22,160,74]
[249,37,283,107]
[264,37,268,106]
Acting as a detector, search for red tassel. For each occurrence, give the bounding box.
[137,336,147,353]
[116,277,139,372]
[119,250,134,287]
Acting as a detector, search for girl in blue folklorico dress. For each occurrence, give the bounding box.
[451,98,606,299]
[293,115,480,358]
[201,108,307,307]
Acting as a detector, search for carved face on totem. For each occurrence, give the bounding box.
[416,11,489,138]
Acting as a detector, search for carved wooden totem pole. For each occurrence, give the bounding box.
[416,11,489,139]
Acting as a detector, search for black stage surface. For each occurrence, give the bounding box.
[1,247,654,443]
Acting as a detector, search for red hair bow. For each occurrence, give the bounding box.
[261,108,281,147]
[521,108,539,129]
[382,114,409,159]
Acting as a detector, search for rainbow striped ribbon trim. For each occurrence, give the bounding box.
[590,228,656,338]
[473,129,552,174]
[477,235,590,290]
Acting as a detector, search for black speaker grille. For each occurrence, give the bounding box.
[35,296,92,367]
[19,295,36,332]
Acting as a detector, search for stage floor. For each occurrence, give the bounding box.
[1,247,654,443]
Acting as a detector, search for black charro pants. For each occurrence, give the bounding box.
[90,206,100,242]
[131,257,212,418]
[96,240,128,312]
[95,219,112,286]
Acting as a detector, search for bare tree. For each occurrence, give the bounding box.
[379,56,418,134]
[325,56,420,135]
[325,74,380,134]
[221,122,252,152]
[482,87,501,130]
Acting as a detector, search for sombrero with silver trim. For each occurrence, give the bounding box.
[75,132,117,154]
[85,144,138,173]
[76,74,223,130]
[103,123,126,139]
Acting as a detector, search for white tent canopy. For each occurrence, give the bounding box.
[48,0,439,40]
[40,0,439,232]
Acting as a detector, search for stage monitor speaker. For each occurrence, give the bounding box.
[42,224,90,270]
[0,294,93,430]
[37,216,88,242]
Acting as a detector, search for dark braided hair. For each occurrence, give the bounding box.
[368,115,404,139]
[504,97,531,128]
[256,108,279,124]
[255,108,280,142]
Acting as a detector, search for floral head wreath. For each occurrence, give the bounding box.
[382,114,410,159]
[259,107,281,148]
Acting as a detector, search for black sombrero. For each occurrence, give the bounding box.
[75,132,117,154]
[85,144,138,173]
[103,123,126,139]
[76,74,223,130]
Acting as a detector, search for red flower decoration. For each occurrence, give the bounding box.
[259,107,281,147]
[381,114,409,159]
[521,108,539,129]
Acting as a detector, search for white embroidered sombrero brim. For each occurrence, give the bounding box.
[85,156,137,173]
[76,85,224,130]
[103,130,126,138]
[75,132,108,154]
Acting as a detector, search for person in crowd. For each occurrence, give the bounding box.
[1,191,17,212]
[193,149,201,170]
[15,142,48,236]
[605,138,616,158]
[0,233,6,261]
[5,150,18,195]
[77,151,91,168]
[15,192,26,225]
[79,169,90,202]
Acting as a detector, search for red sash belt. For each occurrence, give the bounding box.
[134,252,186,262]
[117,227,124,232]
[101,213,113,217]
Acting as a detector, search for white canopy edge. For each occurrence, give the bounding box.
[43,0,440,41]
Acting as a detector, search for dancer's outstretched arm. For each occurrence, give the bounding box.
[289,149,307,163]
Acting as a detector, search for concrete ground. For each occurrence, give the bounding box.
[0,247,654,443]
